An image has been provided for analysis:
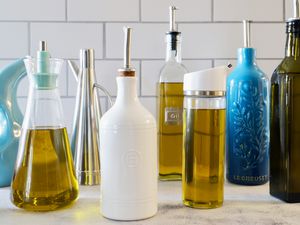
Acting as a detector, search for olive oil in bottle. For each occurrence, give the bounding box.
[12,128,78,211]
[11,41,78,211]
[158,82,184,179]
[183,108,225,208]
[158,6,188,180]
[182,66,229,209]
[270,1,300,202]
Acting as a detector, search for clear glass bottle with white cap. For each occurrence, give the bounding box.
[157,6,188,181]
[182,66,229,209]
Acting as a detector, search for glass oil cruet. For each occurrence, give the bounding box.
[157,6,188,180]
[11,41,79,211]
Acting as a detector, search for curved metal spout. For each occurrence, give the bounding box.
[67,60,79,82]
[94,83,113,106]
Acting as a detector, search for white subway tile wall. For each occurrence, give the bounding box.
[213,0,283,22]
[0,0,289,132]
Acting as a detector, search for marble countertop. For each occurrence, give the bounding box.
[1,181,300,225]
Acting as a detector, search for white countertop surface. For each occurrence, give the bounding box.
[1,181,300,225]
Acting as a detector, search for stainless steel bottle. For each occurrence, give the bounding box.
[68,49,112,185]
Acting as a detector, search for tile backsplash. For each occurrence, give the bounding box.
[0,0,290,132]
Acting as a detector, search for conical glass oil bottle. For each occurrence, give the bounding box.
[11,41,78,211]
[270,0,300,202]
[158,6,188,180]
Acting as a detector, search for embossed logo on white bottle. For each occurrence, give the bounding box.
[123,150,141,168]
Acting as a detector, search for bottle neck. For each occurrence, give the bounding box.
[166,42,182,62]
[165,32,182,62]
[237,48,256,66]
[115,77,138,104]
[285,33,300,58]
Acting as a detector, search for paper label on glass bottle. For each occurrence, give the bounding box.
[164,107,183,125]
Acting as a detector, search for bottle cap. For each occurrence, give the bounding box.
[32,40,61,90]
[183,65,231,96]
[166,6,181,51]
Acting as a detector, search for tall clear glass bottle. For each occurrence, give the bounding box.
[270,2,300,202]
[182,66,228,209]
[158,6,188,180]
[11,41,78,211]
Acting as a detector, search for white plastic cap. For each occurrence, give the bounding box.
[183,65,230,92]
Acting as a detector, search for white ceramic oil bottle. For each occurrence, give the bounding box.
[99,27,158,221]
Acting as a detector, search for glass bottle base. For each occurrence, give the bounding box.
[159,173,182,181]
[270,190,300,203]
[183,199,223,209]
[11,189,78,211]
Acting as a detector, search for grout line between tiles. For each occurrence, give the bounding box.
[66,62,69,96]
[283,0,286,21]
[139,60,142,97]
[139,0,142,22]
[0,57,283,61]
[211,0,214,22]
[212,59,215,67]
[0,20,286,24]
[65,0,68,21]
[27,22,31,55]
[103,23,106,59]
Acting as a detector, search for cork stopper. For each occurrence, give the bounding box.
[118,26,135,77]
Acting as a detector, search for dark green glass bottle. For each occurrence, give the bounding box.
[270,18,300,202]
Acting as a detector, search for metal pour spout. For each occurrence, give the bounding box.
[169,6,178,32]
[119,27,135,77]
[123,26,134,71]
[243,20,251,48]
[294,0,300,18]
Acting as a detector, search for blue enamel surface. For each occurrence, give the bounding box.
[0,59,26,187]
[226,48,270,185]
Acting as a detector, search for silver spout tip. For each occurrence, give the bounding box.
[169,6,178,11]
[79,48,95,69]
[123,26,132,33]
[122,26,134,72]
[243,20,251,48]
[39,41,47,51]
[294,0,300,18]
[169,5,179,32]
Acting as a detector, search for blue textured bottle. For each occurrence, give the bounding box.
[226,20,269,185]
